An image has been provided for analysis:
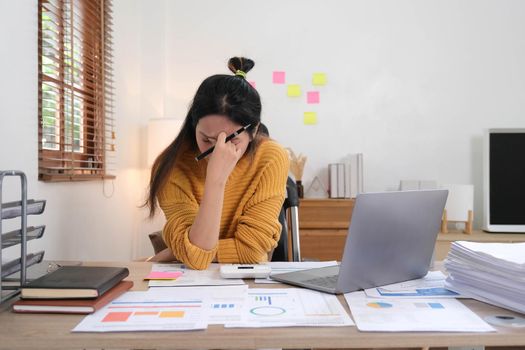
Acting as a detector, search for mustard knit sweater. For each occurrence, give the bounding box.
[158,139,289,270]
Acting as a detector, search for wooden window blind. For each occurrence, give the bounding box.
[38,0,115,181]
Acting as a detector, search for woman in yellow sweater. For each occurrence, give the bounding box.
[146,57,289,270]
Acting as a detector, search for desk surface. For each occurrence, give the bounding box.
[1,261,524,350]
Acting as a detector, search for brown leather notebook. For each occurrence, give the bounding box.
[13,280,133,314]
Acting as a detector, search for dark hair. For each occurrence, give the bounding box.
[146,57,263,217]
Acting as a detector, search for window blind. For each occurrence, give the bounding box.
[38,0,115,181]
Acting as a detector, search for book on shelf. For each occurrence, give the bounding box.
[342,153,364,198]
[20,266,129,299]
[337,163,346,198]
[13,280,133,314]
[328,163,339,198]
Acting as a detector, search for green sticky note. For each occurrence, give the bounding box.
[287,84,301,97]
[312,73,327,86]
[303,112,317,125]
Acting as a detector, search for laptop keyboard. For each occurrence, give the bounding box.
[302,274,338,288]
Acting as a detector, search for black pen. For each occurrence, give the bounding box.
[195,124,252,161]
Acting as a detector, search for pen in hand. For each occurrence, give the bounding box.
[195,124,252,161]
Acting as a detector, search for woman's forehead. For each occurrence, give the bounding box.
[196,115,241,136]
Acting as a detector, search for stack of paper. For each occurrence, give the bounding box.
[444,241,525,314]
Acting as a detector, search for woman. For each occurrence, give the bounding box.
[146,57,289,270]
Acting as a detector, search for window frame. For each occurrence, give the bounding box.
[38,0,115,182]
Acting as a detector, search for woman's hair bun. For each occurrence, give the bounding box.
[227,57,255,75]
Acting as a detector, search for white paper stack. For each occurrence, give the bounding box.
[444,241,525,314]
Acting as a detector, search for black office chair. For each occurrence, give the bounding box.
[148,176,301,262]
[271,177,301,262]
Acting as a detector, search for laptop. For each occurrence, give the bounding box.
[270,189,448,294]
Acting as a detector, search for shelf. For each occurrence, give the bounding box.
[1,170,47,304]
[1,251,45,279]
[1,226,45,249]
[1,199,46,220]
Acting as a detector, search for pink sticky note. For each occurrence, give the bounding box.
[307,91,320,104]
[144,271,183,280]
[249,81,256,89]
[272,71,285,84]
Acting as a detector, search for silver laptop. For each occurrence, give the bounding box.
[270,189,448,294]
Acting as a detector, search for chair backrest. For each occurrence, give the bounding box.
[148,176,301,261]
[271,177,301,262]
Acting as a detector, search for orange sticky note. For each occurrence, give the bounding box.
[304,112,317,125]
[287,84,301,97]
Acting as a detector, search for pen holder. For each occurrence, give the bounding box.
[285,148,307,199]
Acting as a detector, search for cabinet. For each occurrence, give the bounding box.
[298,198,525,261]
[1,170,46,303]
[298,198,354,261]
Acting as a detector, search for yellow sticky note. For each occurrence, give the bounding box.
[312,73,327,86]
[287,84,301,97]
[303,112,317,125]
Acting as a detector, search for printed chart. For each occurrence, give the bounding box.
[73,291,208,332]
[345,295,494,332]
[226,288,353,328]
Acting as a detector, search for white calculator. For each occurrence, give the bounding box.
[219,264,272,279]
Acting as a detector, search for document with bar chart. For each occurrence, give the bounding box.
[73,290,208,332]
[226,288,354,328]
[148,285,248,325]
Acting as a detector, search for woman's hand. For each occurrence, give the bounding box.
[205,132,242,186]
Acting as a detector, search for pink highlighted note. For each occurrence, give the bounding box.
[307,91,320,104]
[272,71,285,84]
[144,271,183,280]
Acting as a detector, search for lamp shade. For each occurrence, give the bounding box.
[147,118,184,167]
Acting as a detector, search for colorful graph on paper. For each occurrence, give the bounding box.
[73,291,208,332]
[366,302,393,309]
[225,288,353,328]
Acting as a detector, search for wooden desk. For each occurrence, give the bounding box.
[1,261,525,350]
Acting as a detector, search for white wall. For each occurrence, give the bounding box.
[1,0,524,261]
[162,0,525,228]
[0,0,161,261]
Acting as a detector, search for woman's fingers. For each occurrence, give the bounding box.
[206,132,242,184]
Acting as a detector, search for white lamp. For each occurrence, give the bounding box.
[147,118,184,167]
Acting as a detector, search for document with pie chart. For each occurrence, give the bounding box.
[344,292,494,332]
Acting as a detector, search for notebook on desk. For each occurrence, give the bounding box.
[271,189,448,294]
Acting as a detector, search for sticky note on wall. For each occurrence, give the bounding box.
[307,91,319,104]
[287,84,301,97]
[312,73,327,86]
[304,112,317,125]
[273,71,285,84]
